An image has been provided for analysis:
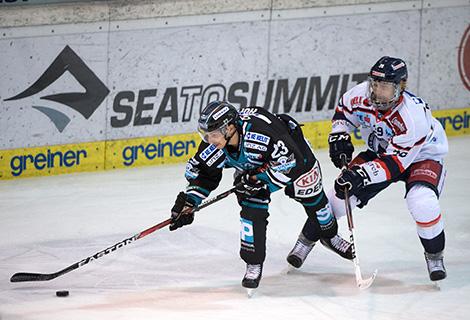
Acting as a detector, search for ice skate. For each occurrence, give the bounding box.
[286,233,316,269]
[425,251,446,282]
[320,234,354,260]
[242,263,262,297]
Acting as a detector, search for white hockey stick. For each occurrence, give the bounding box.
[341,156,378,289]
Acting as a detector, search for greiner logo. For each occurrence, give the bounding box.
[122,139,196,166]
[435,112,470,131]
[4,45,109,132]
[10,149,87,177]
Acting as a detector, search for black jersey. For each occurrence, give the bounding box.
[184,107,315,205]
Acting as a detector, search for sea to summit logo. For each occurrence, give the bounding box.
[5,45,109,132]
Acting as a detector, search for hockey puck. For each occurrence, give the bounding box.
[56,290,69,297]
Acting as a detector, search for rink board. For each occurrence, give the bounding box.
[0,141,105,179]
[1,107,469,180]
[105,132,199,169]
[1,4,469,151]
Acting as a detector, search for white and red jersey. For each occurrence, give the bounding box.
[331,81,448,185]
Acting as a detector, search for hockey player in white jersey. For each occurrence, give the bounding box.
[327,56,448,281]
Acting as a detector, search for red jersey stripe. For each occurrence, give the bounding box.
[391,135,426,151]
[375,158,391,180]
[416,214,442,228]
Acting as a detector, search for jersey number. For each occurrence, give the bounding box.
[411,97,424,105]
[392,149,408,157]
[375,126,384,137]
[272,141,288,159]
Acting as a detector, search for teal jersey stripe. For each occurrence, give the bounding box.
[241,200,269,210]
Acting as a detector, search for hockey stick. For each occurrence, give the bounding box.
[341,155,378,290]
[10,187,236,283]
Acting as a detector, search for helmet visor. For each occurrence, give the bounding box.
[367,77,400,111]
[198,125,228,143]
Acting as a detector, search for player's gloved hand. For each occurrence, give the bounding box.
[234,173,265,198]
[334,166,370,199]
[329,132,354,169]
[169,192,196,231]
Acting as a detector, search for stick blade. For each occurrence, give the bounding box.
[10,272,55,282]
[357,269,378,290]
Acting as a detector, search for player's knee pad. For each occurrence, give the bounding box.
[406,184,444,240]
[239,205,269,264]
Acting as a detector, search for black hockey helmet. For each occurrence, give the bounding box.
[368,56,408,111]
[198,101,238,142]
[370,56,408,83]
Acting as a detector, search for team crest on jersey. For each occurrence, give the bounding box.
[357,111,373,128]
[388,112,407,135]
[245,132,270,145]
[200,144,217,160]
[270,154,296,173]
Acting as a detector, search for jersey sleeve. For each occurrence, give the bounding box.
[331,92,361,134]
[184,141,225,205]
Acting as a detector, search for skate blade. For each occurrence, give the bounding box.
[357,269,378,290]
[432,280,443,290]
[283,265,296,274]
[246,288,256,298]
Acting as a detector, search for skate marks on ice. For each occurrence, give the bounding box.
[4,230,442,298]
[4,286,246,319]
[3,228,240,283]
[255,270,437,297]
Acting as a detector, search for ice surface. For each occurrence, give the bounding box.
[1,137,469,320]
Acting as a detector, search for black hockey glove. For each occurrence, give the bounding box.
[234,173,265,198]
[334,166,370,199]
[328,132,354,169]
[169,192,196,231]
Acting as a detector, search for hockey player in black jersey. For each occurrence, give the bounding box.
[169,101,353,290]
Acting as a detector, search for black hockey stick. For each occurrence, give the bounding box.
[341,155,377,289]
[10,187,236,283]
